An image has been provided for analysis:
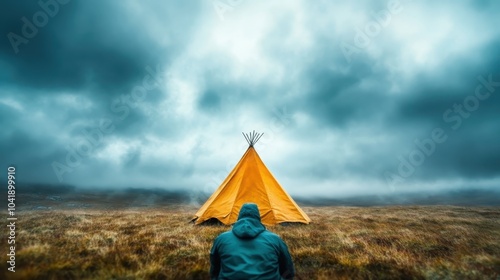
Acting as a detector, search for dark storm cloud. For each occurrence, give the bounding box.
[301,63,391,128]
[273,1,500,192]
[2,2,143,93]
[379,38,500,182]
[0,0,193,145]
[0,0,203,185]
[1,0,203,104]
[1,0,499,196]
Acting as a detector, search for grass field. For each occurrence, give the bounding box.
[1,205,499,279]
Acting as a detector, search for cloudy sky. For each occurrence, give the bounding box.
[1,0,499,197]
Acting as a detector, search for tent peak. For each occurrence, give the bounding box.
[242,131,263,147]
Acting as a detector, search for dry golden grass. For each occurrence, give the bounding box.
[1,205,499,279]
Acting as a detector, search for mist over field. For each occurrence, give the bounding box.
[1,184,498,212]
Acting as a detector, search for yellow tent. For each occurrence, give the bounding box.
[193,131,311,226]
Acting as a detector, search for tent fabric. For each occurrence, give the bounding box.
[193,146,311,226]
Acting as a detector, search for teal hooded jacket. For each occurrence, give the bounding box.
[210,203,295,280]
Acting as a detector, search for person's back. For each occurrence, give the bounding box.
[210,203,295,280]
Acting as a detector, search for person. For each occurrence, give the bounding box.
[210,203,295,280]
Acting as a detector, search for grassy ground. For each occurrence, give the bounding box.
[1,205,499,279]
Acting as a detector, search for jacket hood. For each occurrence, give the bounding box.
[232,203,266,239]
